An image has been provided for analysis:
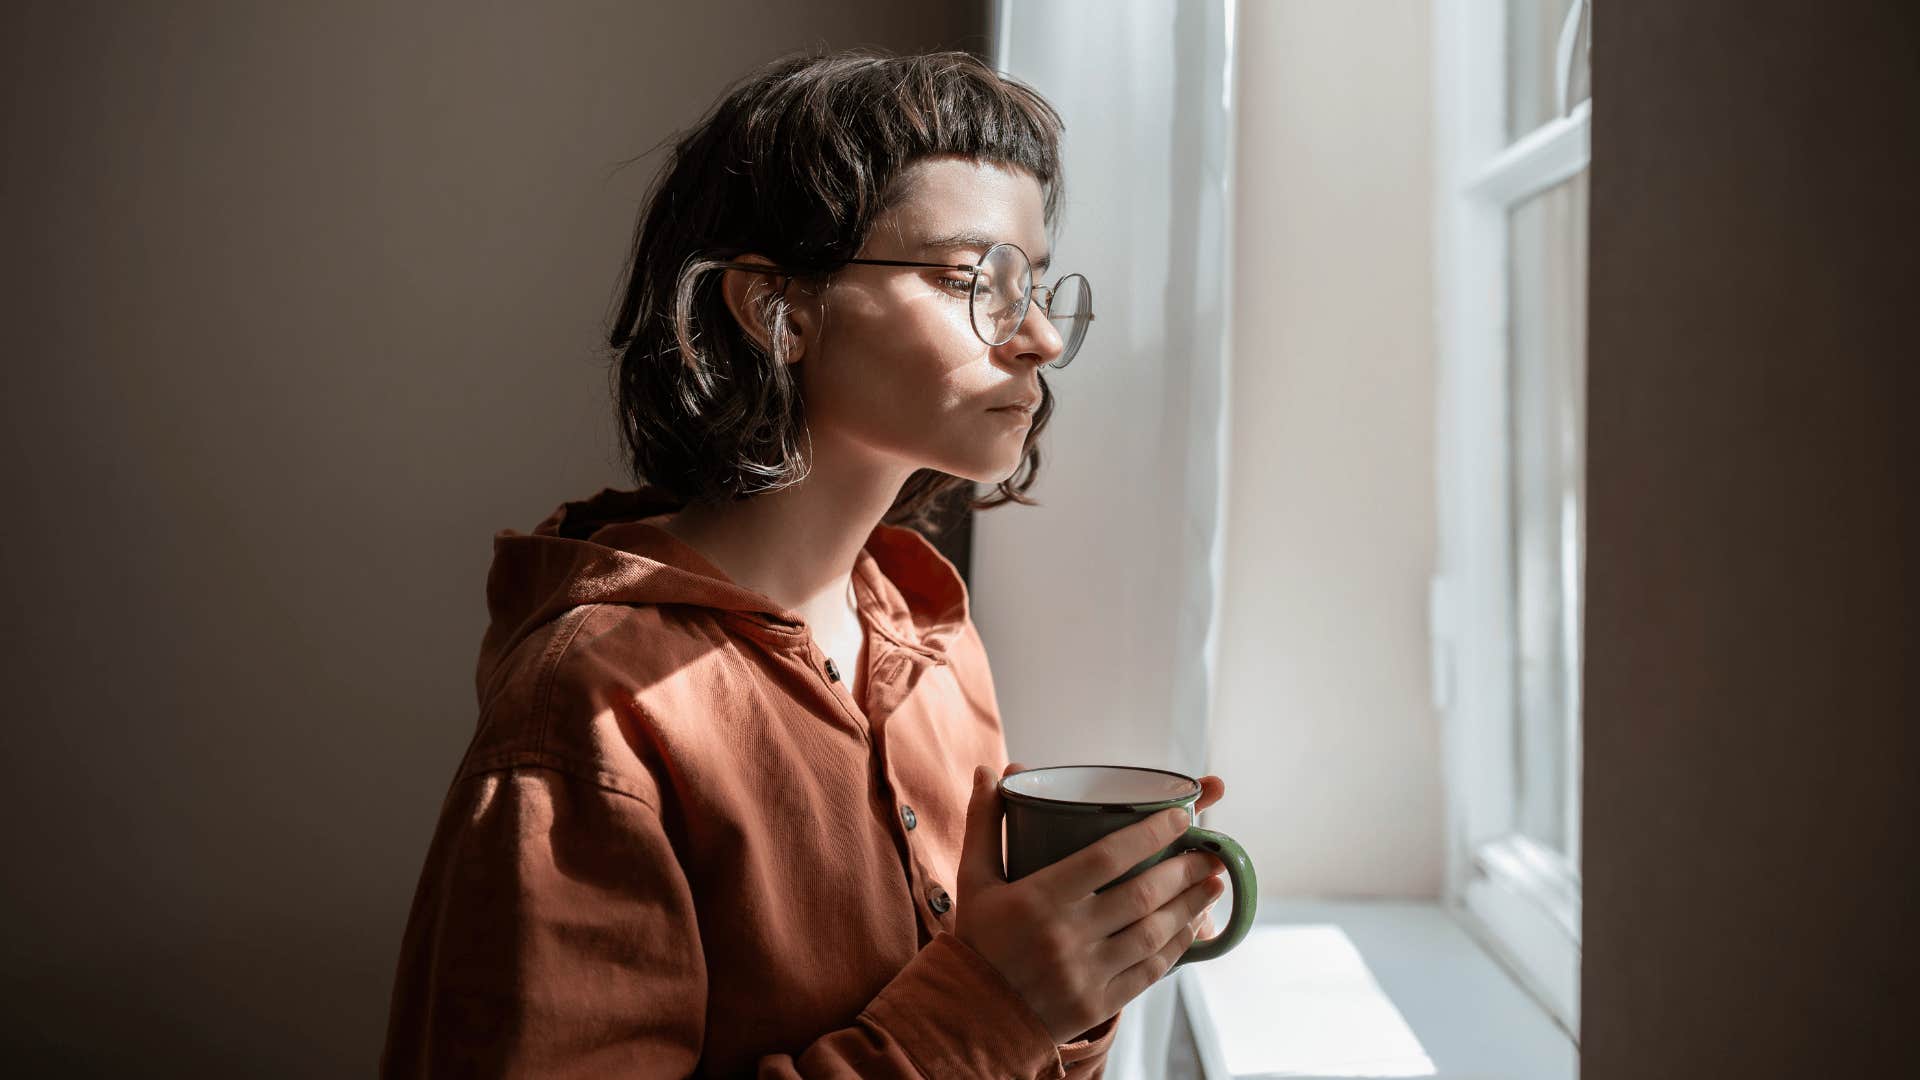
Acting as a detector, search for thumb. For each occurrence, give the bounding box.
[957,765,1006,891]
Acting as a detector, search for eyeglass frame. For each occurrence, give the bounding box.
[712,241,1095,368]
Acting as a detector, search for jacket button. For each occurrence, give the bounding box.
[901,805,917,830]
[824,658,841,682]
[928,885,951,915]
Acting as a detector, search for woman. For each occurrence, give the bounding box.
[382,48,1229,1078]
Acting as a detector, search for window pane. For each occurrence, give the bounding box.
[1507,169,1587,863]
[1508,0,1592,141]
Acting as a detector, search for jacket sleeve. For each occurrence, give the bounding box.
[381,762,1118,1079]
[1052,1011,1123,1078]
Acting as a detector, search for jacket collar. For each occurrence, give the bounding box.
[477,486,967,697]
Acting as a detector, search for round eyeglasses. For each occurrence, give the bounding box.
[716,242,1094,369]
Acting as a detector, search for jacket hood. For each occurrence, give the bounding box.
[475,486,969,703]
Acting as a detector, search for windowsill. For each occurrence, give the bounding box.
[1176,898,1577,1079]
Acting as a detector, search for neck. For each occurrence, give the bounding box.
[655,433,915,632]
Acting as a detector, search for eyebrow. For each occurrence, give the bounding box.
[918,230,1052,273]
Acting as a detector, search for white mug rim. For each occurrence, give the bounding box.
[998,764,1201,811]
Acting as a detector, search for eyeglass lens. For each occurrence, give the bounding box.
[971,244,1092,368]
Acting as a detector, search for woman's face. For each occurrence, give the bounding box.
[785,155,1066,485]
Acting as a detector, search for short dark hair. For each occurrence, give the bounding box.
[604,47,1067,535]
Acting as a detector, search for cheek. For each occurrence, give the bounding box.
[815,300,981,422]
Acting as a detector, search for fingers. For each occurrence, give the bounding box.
[956,765,1008,890]
[1192,774,1225,814]
[1099,871,1223,975]
[1083,850,1219,939]
[1190,906,1217,942]
[1027,806,1192,905]
[1105,897,1204,1003]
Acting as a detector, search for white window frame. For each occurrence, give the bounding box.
[1431,0,1589,1041]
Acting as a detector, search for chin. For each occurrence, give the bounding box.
[989,454,1030,486]
[931,453,1021,487]
[911,431,1031,486]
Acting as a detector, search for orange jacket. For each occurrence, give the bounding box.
[382,486,1120,1078]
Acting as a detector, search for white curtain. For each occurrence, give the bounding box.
[978,1,1238,1074]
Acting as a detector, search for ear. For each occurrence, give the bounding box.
[719,254,812,364]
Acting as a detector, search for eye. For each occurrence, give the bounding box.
[937,274,974,296]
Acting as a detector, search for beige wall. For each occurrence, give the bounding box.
[1582,2,1917,1074]
[1207,0,1443,898]
[0,3,983,1073]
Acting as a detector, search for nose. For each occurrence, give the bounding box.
[998,290,1066,367]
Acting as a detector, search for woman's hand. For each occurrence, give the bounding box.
[954,763,1232,1042]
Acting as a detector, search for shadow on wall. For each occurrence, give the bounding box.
[0,1,988,1075]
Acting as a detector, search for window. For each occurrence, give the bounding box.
[1431,0,1590,1039]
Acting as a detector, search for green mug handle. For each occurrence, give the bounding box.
[1167,825,1258,969]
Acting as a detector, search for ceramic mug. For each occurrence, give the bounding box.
[998,765,1257,969]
